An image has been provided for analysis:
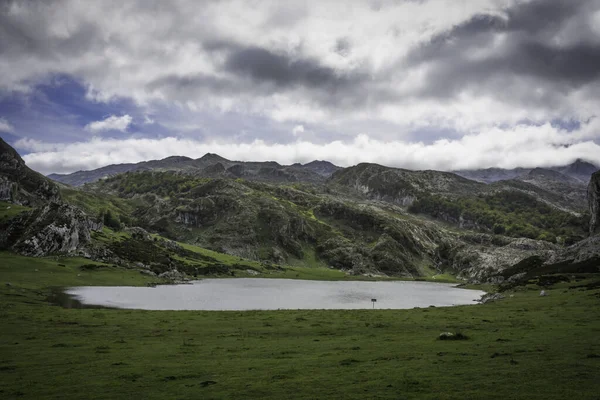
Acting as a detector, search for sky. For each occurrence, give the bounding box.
[1,0,600,175]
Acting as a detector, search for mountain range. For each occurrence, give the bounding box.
[48,155,341,186]
[2,136,599,283]
[46,154,596,213]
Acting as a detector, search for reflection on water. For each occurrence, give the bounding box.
[61,278,485,311]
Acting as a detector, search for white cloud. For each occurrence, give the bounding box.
[3,0,600,169]
[292,125,304,136]
[20,119,600,175]
[5,0,595,133]
[0,117,14,133]
[84,115,132,133]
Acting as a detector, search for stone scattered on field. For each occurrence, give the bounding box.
[479,293,505,304]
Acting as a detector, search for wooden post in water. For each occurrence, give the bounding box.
[371,298,377,309]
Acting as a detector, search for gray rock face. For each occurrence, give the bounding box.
[545,235,600,265]
[125,226,151,241]
[0,138,60,205]
[479,293,505,304]
[589,171,600,235]
[0,177,17,201]
[442,235,558,282]
[158,269,186,281]
[0,202,103,256]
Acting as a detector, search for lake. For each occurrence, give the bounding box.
[64,278,485,310]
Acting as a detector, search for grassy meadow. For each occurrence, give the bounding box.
[1,252,599,399]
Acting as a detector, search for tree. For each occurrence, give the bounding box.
[493,224,505,234]
[103,209,121,230]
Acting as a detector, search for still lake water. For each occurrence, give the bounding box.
[65,278,485,310]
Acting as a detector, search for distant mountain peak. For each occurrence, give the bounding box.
[304,160,336,166]
[567,158,597,171]
[524,168,576,184]
[197,153,229,162]
[299,159,341,176]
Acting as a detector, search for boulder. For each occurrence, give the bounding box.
[158,269,186,281]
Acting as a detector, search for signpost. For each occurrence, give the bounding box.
[371,298,377,309]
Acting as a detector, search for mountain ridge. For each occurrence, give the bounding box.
[43,148,598,190]
[1,137,598,282]
[46,153,343,186]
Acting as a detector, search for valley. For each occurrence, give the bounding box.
[1,136,600,399]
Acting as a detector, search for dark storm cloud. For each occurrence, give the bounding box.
[146,42,386,110]
[504,0,582,33]
[514,41,600,84]
[407,0,600,101]
[223,46,363,90]
[0,1,104,58]
[427,0,583,43]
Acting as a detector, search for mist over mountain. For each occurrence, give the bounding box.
[454,159,598,184]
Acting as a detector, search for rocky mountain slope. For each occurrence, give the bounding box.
[329,163,588,242]
[485,171,600,285]
[0,138,103,256]
[1,137,597,281]
[1,202,102,257]
[76,168,572,279]
[0,137,60,205]
[48,154,341,186]
[84,171,446,276]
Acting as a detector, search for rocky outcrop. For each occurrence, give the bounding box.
[0,137,60,205]
[125,226,151,241]
[544,235,600,266]
[0,176,17,201]
[439,234,559,282]
[158,269,187,282]
[589,171,600,235]
[0,139,106,257]
[0,202,103,256]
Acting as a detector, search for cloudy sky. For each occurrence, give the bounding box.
[1,0,600,175]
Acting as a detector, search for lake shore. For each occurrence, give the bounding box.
[2,252,600,399]
[63,278,485,311]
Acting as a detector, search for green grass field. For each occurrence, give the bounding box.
[1,252,599,399]
[0,201,30,220]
